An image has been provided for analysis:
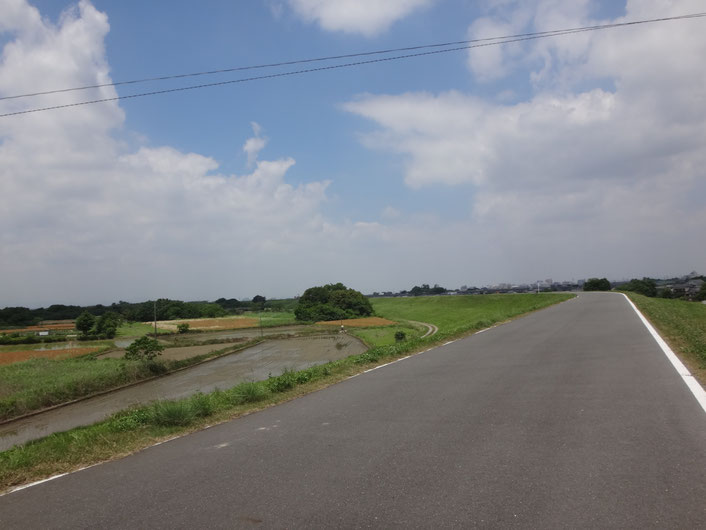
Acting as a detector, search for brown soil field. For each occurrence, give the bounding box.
[316,317,397,327]
[100,342,248,361]
[0,347,99,366]
[154,317,259,332]
[0,323,75,334]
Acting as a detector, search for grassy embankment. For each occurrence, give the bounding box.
[624,293,706,384]
[0,293,572,491]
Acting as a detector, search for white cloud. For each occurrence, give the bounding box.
[0,1,345,305]
[243,122,268,166]
[286,0,435,36]
[345,0,706,280]
[381,206,401,219]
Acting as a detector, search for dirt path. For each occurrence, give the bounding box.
[0,335,366,451]
[407,320,439,338]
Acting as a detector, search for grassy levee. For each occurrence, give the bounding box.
[348,322,421,347]
[624,293,706,384]
[0,293,571,492]
[372,293,573,334]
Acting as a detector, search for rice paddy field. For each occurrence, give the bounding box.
[156,311,296,331]
[0,347,101,366]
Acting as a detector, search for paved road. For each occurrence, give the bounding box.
[1,293,705,528]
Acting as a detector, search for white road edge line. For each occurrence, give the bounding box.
[622,293,706,414]
[0,432,190,498]
[1,462,102,497]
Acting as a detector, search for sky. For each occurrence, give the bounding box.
[1,0,705,307]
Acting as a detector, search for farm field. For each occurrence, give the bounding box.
[315,317,396,327]
[155,311,296,331]
[0,292,574,489]
[0,347,101,366]
[0,357,160,421]
[0,323,74,334]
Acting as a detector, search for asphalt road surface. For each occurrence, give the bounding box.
[1,293,704,528]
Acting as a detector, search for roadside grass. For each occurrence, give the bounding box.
[372,293,573,335]
[0,293,572,491]
[625,293,706,384]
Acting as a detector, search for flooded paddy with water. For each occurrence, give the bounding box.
[0,334,366,451]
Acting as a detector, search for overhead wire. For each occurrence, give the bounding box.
[1,12,704,118]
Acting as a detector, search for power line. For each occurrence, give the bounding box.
[3,12,704,103]
[1,12,704,118]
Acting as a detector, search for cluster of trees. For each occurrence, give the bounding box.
[408,284,447,296]
[620,277,706,301]
[620,278,657,297]
[75,311,123,339]
[294,283,373,322]
[0,296,277,329]
[583,278,612,291]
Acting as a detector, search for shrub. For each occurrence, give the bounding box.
[177,323,190,334]
[124,336,164,361]
[267,369,297,393]
[229,381,269,404]
[394,330,406,342]
[189,393,216,418]
[149,400,196,427]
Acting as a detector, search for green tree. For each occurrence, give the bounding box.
[124,336,164,361]
[695,282,706,301]
[95,311,122,338]
[583,278,611,291]
[252,295,266,311]
[620,278,657,297]
[295,283,372,322]
[75,311,96,336]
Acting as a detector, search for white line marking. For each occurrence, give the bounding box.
[1,462,101,497]
[622,293,706,413]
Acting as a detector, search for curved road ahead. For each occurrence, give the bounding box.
[1,293,705,528]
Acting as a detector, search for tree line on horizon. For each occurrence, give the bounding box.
[0,295,285,329]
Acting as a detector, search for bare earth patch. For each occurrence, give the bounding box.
[0,323,75,334]
[152,317,259,332]
[0,347,100,366]
[100,342,246,361]
[316,317,397,327]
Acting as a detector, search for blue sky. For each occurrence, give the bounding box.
[1,0,705,307]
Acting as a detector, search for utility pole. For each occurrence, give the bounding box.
[153,300,157,338]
